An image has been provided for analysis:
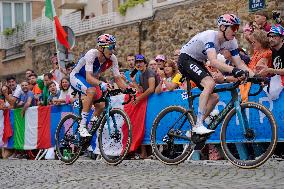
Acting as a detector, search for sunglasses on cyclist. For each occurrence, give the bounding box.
[102,44,116,50]
[230,25,239,32]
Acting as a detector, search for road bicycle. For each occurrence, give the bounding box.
[55,88,136,165]
[151,77,278,169]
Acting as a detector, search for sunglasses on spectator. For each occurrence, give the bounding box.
[267,34,280,38]
[230,25,239,32]
[156,59,165,62]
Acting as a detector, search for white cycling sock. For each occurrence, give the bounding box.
[196,108,205,126]
[80,112,89,127]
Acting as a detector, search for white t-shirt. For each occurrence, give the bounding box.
[180,30,239,63]
[12,84,23,99]
[58,87,74,100]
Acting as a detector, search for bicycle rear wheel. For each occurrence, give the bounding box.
[151,106,194,165]
[98,108,132,165]
[55,114,82,165]
[221,102,277,169]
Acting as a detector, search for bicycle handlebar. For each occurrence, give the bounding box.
[212,76,269,94]
[106,88,136,105]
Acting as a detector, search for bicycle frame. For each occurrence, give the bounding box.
[167,79,252,140]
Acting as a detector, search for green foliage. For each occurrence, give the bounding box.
[119,0,147,16]
[3,28,15,36]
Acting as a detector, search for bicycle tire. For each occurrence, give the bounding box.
[55,113,82,165]
[221,102,278,169]
[98,108,132,165]
[151,106,194,165]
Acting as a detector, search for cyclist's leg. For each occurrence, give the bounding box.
[70,73,97,137]
[203,93,219,119]
[198,76,216,124]
[178,53,215,134]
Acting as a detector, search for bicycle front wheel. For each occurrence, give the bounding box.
[98,108,132,165]
[151,106,195,165]
[55,114,82,165]
[221,102,278,169]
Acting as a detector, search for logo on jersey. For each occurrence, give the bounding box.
[204,42,215,51]
[76,83,82,90]
[190,64,202,75]
[273,56,283,69]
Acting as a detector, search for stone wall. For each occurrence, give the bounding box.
[4,0,282,80]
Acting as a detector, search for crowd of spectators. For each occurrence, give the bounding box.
[0,10,283,160]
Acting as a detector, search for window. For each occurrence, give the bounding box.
[15,3,24,25]
[3,3,12,30]
[1,2,32,32]
[26,2,31,23]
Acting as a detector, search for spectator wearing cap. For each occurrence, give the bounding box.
[155,54,166,70]
[254,11,271,32]
[130,54,160,159]
[258,25,284,81]
[124,53,141,84]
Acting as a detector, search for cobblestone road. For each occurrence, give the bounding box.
[0,158,283,189]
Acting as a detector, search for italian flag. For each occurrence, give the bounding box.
[0,106,73,150]
[6,107,52,150]
[45,0,70,49]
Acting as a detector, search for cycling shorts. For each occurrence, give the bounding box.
[70,73,102,100]
[178,53,211,89]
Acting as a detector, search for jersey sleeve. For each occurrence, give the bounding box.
[110,55,120,77]
[85,49,98,72]
[228,39,239,57]
[202,32,216,53]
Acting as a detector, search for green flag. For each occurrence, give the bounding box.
[45,0,54,20]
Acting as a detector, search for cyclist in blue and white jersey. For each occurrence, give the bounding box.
[178,14,254,135]
[70,34,131,137]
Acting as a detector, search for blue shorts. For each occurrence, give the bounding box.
[70,73,92,94]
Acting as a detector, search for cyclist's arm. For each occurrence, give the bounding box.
[231,55,254,77]
[86,71,101,86]
[114,75,128,90]
[85,49,101,86]
[207,50,234,73]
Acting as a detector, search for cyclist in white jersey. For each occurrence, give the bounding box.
[178,14,254,135]
[70,34,131,137]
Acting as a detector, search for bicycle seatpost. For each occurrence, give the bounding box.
[186,79,193,110]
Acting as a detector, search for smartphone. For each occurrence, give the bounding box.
[130,68,138,77]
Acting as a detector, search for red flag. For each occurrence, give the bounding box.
[3,110,13,144]
[123,94,148,152]
[54,16,70,49]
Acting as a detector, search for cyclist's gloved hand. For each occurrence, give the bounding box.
[232,68,246,78]
[99,82,108,92]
